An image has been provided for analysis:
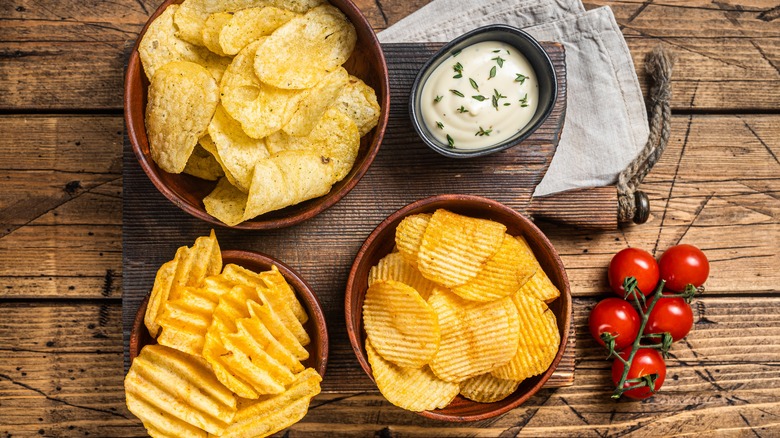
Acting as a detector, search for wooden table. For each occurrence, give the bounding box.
[1,0,778,436]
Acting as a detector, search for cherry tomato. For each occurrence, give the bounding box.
[611,348,667,400]
[589,298,641,351]
[608,248,659,297]
[643,294,694,342]
[658,244,710,292]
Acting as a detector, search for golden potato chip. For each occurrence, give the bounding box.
[418,209,507,288]
[428,287,520,382]
[125,344,236,436]
[282,67,349,137]
[208,105,270,192]
[220,39,302,139]
[170,230,222,297]
[515,236,561,303]
[363,280,440,368]
[183,143,225,181]
[366,339,459,412]
[236,316,304,374]
[220,368,322,438]
[220,7,299,56]
[491,292,560,381]
[394,213,431,266]
[247,300,309,361]
[203,177,248,226]
[220,328,296,392]
[222,263,308,324]
[145,248,184,338]
[368,252,437,300]
[451,233,538,302]
[156,285,223,356]
[146,61,220,174]
[202,12,233,56]
[459,373,521,403]
[332,75,381,137]
[198,135,241,189]
[254,5,356,90]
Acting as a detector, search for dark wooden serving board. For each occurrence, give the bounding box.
[123,42,575,390]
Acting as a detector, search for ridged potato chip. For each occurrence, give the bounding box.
[146,61,220,174]
[363,280,440,369]
[220,368,322,438]
[368,252,437,300]
[332,75,381,137]
[145,249,184,338]
[157,285,223,356]
[394,213,431,266]
[366,339,459,412]
[208,105,270,193]
[247,300,309,361]
[222,263,308,324]
[202,12,232,56]
[428,287,520,382]
[220,7,299,56]
[220,39,302,139]
[235,315,304,374]
[282,67,349,137]
[491,292,560,381]
[183,143,224,181]
[459,373,521,403]
[254,5,356,89]
[125,344,236,436]
[515,236,561,303]
[418,209,507,288]
[451,233,538,302]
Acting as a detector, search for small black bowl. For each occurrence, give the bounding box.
[409,25,558,158]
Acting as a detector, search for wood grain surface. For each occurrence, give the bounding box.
[0,0,778,436]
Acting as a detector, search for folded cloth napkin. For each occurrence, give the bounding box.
[379,0,649,197]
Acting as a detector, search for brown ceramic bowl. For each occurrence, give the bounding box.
[125,0,389,229]
[130,249,329,377]
[345,194,571,421]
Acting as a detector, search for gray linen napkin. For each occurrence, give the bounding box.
[379,0,648,197]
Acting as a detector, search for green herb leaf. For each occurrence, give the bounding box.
[434,95,442,103]
[446,134,455,148]
[475,126,492,136]
[515,73,528,84]
[450,89,464,97]
[436,121,444,129]
[489,66,496,80]
[491,56,505,68]
[492,49,501,53]
[519,93,529,107]
[456,106,468,113]
[491,89,507,111]
[469,78,479,91]
[504,102,511,106]
[472,95,487,102]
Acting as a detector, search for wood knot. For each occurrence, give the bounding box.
[64,180,82,195]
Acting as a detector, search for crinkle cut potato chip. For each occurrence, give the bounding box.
[282,67,349,137]
[157,285,223,357]
[394,213,431,266]
[235,314,304,374]
[125,344,236,437]
[146,60,220,174]
[428,287,520,383]
[491,292,560,381]
[145,249,184,338]
[222,263,308,324]
[332,75,381,137]
[183,143,225,181]
[220,7,299,56]
[247,300,309,361]
[459,373,522,404]
[201,11,233,56]
[515,236,561,303]
[363,280,440,369]
[254,5,356,90]
[418,209,507,288]
[208,105,270,193]
[366,339,459,412]
[368,252,437,300]
[220,38,302,139]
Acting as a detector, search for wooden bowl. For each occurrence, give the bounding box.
[124,0,390,229]
[129,249,329,377]
[344,194,571,421]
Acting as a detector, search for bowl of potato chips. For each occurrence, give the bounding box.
[345,195,572,421]
[125,0,388,229]
[127,232,328,436]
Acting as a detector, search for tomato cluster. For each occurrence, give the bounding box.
[589,244,709,400]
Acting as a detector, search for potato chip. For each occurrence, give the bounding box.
[368,252,437,300]
[202,12,233,56]
[491,292,560,381]
[145,249,184,338]
[332,75,381,137]
[146,61,220,174]
[394,213,431,266]
[171,230,222,296]
[236,316,304,373]
[156,285,223,356]
[220,7,299,56]
[208,105,270,192]
[220,39,302,139]
[183,143,225,181]
[459,373,521,403]
[222,263,308,324]
[515,236,561,303]
[418,209,507,288]
[203,177,248,226]
[428,287,520,382]
[451,233,538,302]
[198,135,242,189]
[247,300,309,361]
[220,368,322,438]
[254,5,356,89]
[125,344,236,436]
[220,328,296,391]
[282,67,349,137]
[363,280,440,368]
[366,339,459,412]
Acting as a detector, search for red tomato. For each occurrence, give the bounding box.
[608,248,660,297]
[589,298,641,351]
[611,348,667,400]
[644,295,694,342]
[658,244,710,292]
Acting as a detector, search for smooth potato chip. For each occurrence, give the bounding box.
[220,7,299,56]
[203,177,248,226]
[459,373,521,403]
[394,213,431,266]
[366,339,459,412]
[157,285,224,357]
[332,75,381,137]
[368,252,437,300]
[282,67,349,137]
[183,143,225,181]
[363,280,440,369]
[254,5,356,89]
[202,12,233,56]
[208,105,270,192]
[515,236,561,303]
[428,287,520,382]
[418,209,507,288]
[199,135,241,189]
[146,61,219,174]
[145,249,184,338]
[491,292,560,381]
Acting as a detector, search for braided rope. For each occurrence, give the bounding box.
[617,46,677,222]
